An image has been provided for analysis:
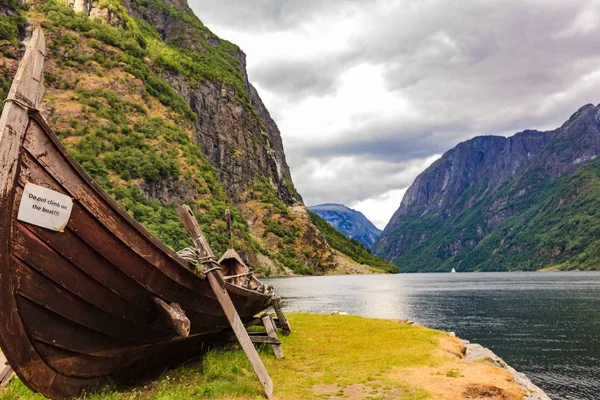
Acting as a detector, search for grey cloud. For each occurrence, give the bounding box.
[251,58,344,99]
[292,155,430,207]
[191,0,600,210]
[188,0,366,33]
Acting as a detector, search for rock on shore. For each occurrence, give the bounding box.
[462,339,551,400]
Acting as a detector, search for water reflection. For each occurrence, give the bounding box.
[265,272,600,400]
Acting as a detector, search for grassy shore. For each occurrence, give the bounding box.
[0,313,525,399]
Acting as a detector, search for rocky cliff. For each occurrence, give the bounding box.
[309,204,381,249]
[0,0,344,275]
[374,104,600,272]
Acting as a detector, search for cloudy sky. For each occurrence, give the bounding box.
[189,0,600,228]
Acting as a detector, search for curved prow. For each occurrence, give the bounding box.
[0,26,45,204]
[6,25,45,108]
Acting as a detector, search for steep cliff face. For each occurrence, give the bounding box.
[309,204,381,249]
[375,104,600,272]
[0,0,340,275]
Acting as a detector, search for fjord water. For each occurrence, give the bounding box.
[266,272,600,400]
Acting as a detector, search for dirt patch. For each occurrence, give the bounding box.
[386,335,525,400]
[312,382,406,400]
[464,383,509,399]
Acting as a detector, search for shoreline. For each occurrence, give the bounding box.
[459,338,551,399]
[261,269,600,278]
[375,317,551,400]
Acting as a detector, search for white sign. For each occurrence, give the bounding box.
[17,183,73,232]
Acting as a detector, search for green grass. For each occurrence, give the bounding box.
[0,314,443,399]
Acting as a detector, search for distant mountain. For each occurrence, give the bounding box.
[309,204,382,249]
[374,104,600,272]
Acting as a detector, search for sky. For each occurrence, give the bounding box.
[189,0,600,229]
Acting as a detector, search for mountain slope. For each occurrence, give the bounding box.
[374,104,600,272]
[309,203,381,249]
[0,0,342,275]
[308,211,398,273]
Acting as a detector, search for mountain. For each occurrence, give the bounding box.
[374,104,600,272]
[308,211,398,274]
[309,204,382,249]
[0,0,391,275]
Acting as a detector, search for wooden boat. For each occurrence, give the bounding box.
[0,27,274,399]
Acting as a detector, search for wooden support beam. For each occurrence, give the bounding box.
[262,314,284,359]
[153,297,190,338]
[221,333,281,345]
[0,352,13,388]
[272,296,292,335]
[177,205,273,399]
[244,317,264,329]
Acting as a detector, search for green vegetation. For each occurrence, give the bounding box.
[6,0,259,256]
[382,158,600,272]
[309,211,399,273]
[0,313,450,399]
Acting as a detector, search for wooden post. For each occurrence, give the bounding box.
[262,314,284,359]
[0,352,12,388]
[176,205,273,399]
[272,296,292,335]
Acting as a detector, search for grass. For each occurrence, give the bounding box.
[0,313,446,400]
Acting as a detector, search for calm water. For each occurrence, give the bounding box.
[265,272,600,400]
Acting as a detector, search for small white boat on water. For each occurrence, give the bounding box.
[451,268,456,273]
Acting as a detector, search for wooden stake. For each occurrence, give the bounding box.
[262,314,284,359]
[176,205,273,399]
[272,296,292,335]
[0,352,13,388]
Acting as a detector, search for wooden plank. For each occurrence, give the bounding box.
[12,221,153,325]
[0,366,13,388]
[221,334,281,345]
[0,26,44,205]
[177,205,274,399]
[31,341,138,379]
[207,271,273,399]
[0,352,13,388]
[262,314,284,359]
[271,296,291,335]
[176,205,216,260]
[153,297,190,338]
[12,256,166,342]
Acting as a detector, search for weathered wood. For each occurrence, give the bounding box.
[271,296,292,335]
[207,272,274,398]
[0,27,47,395]
[0,352,13,388]
[0,28,105,399]
[262,314,284,359]
[176,205,216,260]
[222,334,281,345]
[0,365,13,388]
[244,317,264,329]
[177,205,274,399]
[0,25,44,203]
[153,297,190,338]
